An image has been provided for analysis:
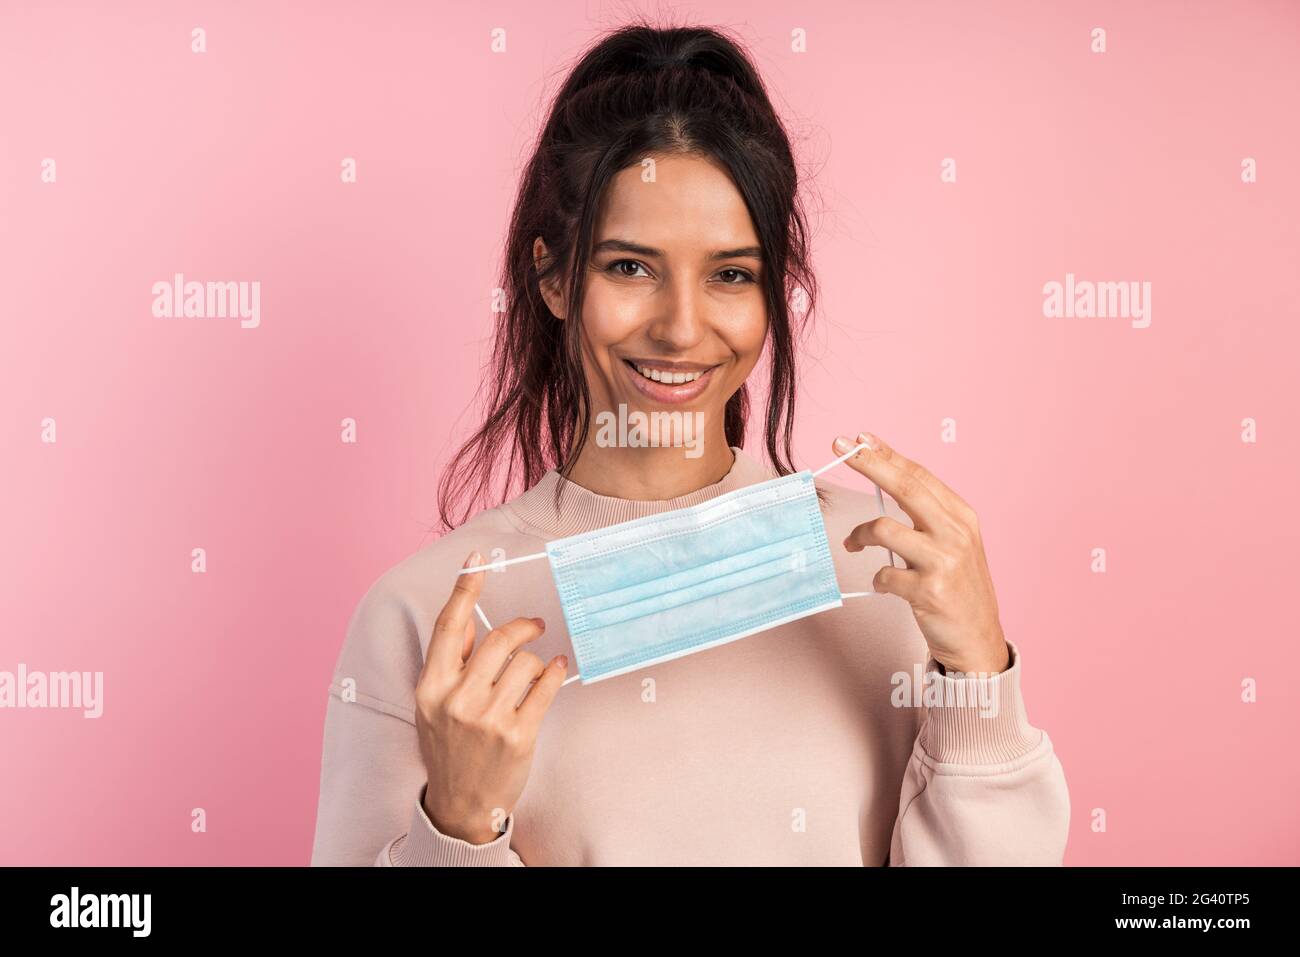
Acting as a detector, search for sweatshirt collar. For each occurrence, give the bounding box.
[502,446,777,539]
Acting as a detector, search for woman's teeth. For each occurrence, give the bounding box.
[633,363,705,385]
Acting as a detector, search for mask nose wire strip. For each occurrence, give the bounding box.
[459,442,893,690]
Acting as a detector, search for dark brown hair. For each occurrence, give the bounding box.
[436,19,820,530]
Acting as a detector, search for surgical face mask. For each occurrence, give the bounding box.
[459,441,889,686]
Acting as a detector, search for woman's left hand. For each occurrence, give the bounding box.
[833,432,1011,676]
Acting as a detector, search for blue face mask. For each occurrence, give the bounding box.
[459,442,888,686]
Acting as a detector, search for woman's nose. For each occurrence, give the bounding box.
[646,287,709,351]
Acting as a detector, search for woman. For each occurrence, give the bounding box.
[310,22,1069,866]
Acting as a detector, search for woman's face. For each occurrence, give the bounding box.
[537,152,768,450]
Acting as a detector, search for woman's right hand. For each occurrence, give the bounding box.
[415,551,568,845]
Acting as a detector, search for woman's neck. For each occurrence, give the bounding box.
[561,429,737,501]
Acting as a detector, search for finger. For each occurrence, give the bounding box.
[844,517,938,570]
[832,435,947,533]
[462,616,547,691]
[854,431,976,526]
[460,613,475,665]
[873,563,924,603]
[487,650,548,715]
[425,551,486,678]
[515,655,568,734]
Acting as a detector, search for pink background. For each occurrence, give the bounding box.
[2,0,1297,865]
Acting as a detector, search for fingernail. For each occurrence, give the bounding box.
[557,655,568,669]
[833,436,851,453]
[464,551,481,568]
[531,616,545,628]
[856,432,878,450]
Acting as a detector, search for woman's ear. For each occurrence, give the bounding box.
[533,236,567,320]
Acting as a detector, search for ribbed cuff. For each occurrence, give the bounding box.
[385,785,517,866]
[917,638,1043,765]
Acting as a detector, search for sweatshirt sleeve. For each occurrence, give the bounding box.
[309,581,527,867]
[887,638,1070,866]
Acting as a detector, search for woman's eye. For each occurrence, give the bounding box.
[607,259,649,278]
[604,261,755,284]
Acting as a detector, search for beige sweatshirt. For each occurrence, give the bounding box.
[309,446,1070,866]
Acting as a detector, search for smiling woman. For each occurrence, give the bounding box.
[309,18,1070,867]
[540,154,768,434]
[434,24,816,516]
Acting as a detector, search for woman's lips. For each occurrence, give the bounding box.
[622,359,718,404]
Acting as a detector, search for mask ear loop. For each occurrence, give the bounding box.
[450,554,572,681]
[463,596,586,688]
[812,440,897,576]
[452,553,580,686]
[457,553,549,624]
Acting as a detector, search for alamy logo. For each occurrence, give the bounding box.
[50,887,151,937]
[890,663,1001,717]
[1042,272,1151,328]
[0,664,103,718]
[152,272,261,328]
[594,403,705,458]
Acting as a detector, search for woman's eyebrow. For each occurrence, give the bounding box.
[593,238,762,260]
